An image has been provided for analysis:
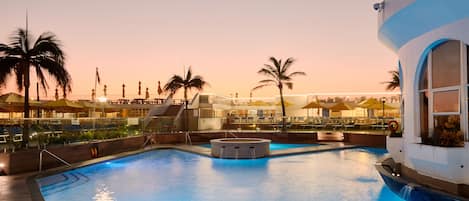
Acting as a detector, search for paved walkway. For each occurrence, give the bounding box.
[0,173,35,201]
[0,142,361,201]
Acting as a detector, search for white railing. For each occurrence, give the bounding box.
[143,95,174,128]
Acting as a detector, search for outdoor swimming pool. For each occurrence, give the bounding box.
[37,148,403,201]
[199,143,320,151]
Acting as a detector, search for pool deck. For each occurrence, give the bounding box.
[1,142,360,201]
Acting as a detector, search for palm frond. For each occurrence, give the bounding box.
[287,71,306,77]
[31,32,65,64]
[14,67,24,91]
[281,57,295,74]
[258,79,277,85]
[188,75,209,90]
[252,83,273,91]
[383,70,400,91]
[284,82,293,90]
[257,68,278,80]
[0,56,20,87]
[185,67,192,82]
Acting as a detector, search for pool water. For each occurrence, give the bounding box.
[37,148,403,201]
[199,143,320,151]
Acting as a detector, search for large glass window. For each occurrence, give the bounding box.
[433,90,459,113]
[418,40,465,147]
[432,40,460,88]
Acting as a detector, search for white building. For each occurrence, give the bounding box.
[378,0,469,188]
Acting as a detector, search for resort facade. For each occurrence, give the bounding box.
[377,0,469,196]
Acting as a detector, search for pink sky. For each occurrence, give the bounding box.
[1,0,397,100]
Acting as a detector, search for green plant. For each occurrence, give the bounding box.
[439,130,464,147]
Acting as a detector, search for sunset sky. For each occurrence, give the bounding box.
[1,0,397,100]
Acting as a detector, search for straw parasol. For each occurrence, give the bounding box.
[358,98,380,108]
[302,101,323,109]
[248,100,271,106]
[0,92,41,112]
[362,102,396,110]
[157,81,163,96]
[329,102,354,111]
[43,99,84,113]
[79,101,119,113]
[275,100,293,107]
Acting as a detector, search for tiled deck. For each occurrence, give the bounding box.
[1,143,361,201]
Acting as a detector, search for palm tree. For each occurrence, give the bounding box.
[164,67,208,131]
[253,57,306,131]
[0,28,71,143]
[384,70,400,91]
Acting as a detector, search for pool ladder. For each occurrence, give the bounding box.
[224,131,238,138]
[39,149,72,172]
[249,146,256,159]
[234,146,240,159]
[220,146,225,159]
[185,132,192,145]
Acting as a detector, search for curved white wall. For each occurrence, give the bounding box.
[378,1,469,184]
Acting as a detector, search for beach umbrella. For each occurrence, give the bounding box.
[138,81,141,96]
[122,84,126,98]
[358,98,380,108]
[145,88,150,99]
[329,102,354,111]
[0,93,41,112]
[157,81,163,96]
[80,101,119,113]
[248,100,270,106]
[302,100,324,116]
[363,102,396,110]
[43,99,84,113]
[275,100,293,107]
[302,101,322,109]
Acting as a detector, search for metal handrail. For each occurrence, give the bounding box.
[39,149,72,172]
[185,132,192,145]
[142,134,154,148]
[225,131,238,138]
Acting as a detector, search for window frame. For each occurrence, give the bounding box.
[416,40,467,143]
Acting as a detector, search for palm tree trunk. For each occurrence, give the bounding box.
[184,88,189,132]
[23,64,30,146]
[279,85,287,132]
[36,82,40,118]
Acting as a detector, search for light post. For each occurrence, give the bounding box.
[97,96,107,117]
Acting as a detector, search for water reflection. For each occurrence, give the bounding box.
[93,184,115,201]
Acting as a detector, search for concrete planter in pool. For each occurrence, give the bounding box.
[210,138,271,159]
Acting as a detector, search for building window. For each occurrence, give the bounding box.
[418,40,465,147]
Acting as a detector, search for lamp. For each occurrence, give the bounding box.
[373,2,384,12]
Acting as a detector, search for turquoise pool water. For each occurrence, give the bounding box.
[199,143,320,151]
[37,148,403,201]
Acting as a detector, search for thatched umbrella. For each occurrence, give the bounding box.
[80,101,119,113]
[302,101,322,109]
[0,92,41,112]
[302,100,324,117]
[358,98,380,108]
[248,100,270,106]
[43,99,84,113]
[329,102,354,111]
